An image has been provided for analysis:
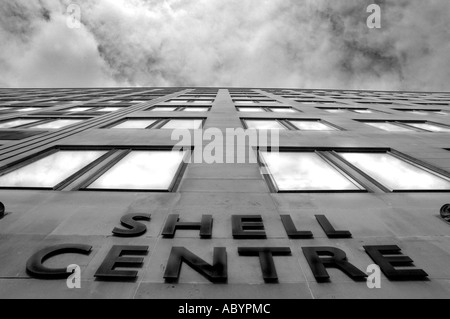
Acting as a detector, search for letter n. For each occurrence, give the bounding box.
[164,247,227,283]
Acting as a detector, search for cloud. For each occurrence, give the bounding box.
[0,0,449,91]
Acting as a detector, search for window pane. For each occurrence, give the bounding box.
[245,120,286,130]
[67,107,92,112]
[193,100,212,104]
[97,107,122,112]
[353,109,373,114]
[365,122,414,132]
[324,109,346,113]
[270,108,296,113]
[290,120,336,131]
[235,101,256,104]
[151,107,177,112]
[407,111,429,116]
[18,107,41,112]
[112,119,157,129]
[130,100,146,104]
[183,107,209,112]
[161,119,203,130]
[340,152,450,190]
[261,151,361,191]
[31,119,83,129]
[238,107,265,112]
[0,151,106,188]
[0,119,40,129]
[407,123,450,132]
[88,150,186,190]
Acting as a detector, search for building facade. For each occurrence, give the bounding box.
[0,87,449,299]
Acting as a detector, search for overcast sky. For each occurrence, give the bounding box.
[1,0,449,91]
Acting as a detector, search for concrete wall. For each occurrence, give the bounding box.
[0,87,449,299]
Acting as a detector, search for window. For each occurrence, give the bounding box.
[192,100,213,104]
[245,120,287,130]
[129,100,147,104]
[296,100,337,105]
[407,110,431,116]
[17,107,41,112]
[97,107,122,113]
[352,109,376,114]
[108,118,203,130]
[234,100,278,105]
[0,151,107,188]
[259,149,450,193]
[394,109,449,116]
[87,150,186,191]
[364,122,414,132]
[67,107,93,113]
[0,148,189,192]
[235,100,257,105]
[238,107,298,113]
[111,119,157,129]
[339,152,450,191]
[290,120,337,131]
[362,121,450,133]
[0,119,40,129]
[407,123,450,133]
[320,108,381,114]
[260,151,363,192]
[182,107,209,112]
[237,107,265,112]
[270,107,298,113]
[323,109,346,114]
[243,119,338,131]
[148,106,210,112]
[161,119,203,130]
[31,119,83,129]
[58,106,128,114]
[167,100,213,104]
[150,107,178,112]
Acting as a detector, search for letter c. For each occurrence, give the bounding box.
[26,244,92,279]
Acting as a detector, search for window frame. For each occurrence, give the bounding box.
[257,147,450,194]
[147,106,211,112]
[167,99,214,104]
[359,120,450,132]
[392,109,448,116]
[0,117,89,130]
[236,106,300,113]
[318,107,386,114]
[257,148,367,194]
[333,149,450,193]
[0,146,192,192]
[241,118,342,131]
[233,99,279,105]
[105,118,206,130]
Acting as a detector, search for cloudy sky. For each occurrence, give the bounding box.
[1,0,449,91]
